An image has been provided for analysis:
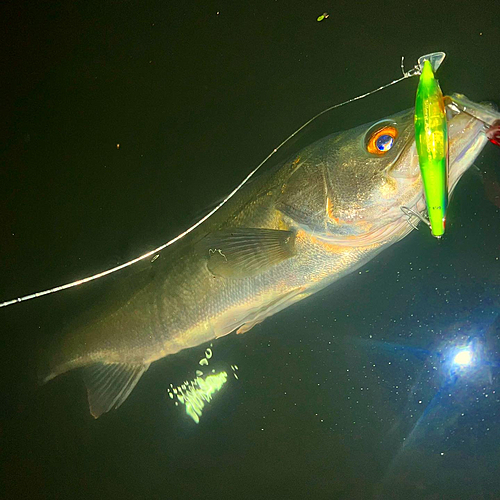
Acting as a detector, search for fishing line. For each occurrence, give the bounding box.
[0,56,422,308]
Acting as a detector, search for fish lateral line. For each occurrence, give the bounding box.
[0,53,431,308]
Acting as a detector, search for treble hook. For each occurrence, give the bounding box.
[401,206,431,231]
[445,98,500,147]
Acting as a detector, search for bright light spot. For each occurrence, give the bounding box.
[454,350,472,366]
[167,371,228,424]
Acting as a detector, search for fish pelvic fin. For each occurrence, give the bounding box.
[82,362,150,418]
[213,287,307,338]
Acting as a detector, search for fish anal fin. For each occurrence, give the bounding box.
[82,362,150,418]
[202,228,296,278]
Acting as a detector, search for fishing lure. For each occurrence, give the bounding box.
[414,57,448,238]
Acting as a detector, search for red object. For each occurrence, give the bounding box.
[486,120,500,147]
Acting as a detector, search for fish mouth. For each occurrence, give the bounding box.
[392,97,496,239]
[319,95,497,248]
[388,96,497,239]
[445,94,497,195]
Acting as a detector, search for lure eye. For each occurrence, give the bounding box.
[366,125,398,155]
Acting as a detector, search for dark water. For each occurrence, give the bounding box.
[2,1,500,499]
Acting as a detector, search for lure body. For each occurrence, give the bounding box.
[414,59,448,238]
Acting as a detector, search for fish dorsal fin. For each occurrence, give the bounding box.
[82,362,150,418]
[202,228,296,278]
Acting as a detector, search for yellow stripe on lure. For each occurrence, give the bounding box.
[414,59,448,238]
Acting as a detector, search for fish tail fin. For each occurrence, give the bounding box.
[39,349,150,418]
[81,362,150,418]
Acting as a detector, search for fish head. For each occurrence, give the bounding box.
[277,95,497,246]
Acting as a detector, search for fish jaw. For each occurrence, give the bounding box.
[446,95,499,196]
[310,98,497,248]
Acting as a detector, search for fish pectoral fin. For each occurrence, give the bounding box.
[82,362,150,418]
[202,228,296,278]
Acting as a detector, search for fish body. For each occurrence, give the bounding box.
[41,95,499,417]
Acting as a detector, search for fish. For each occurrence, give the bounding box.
[39,93,500,418]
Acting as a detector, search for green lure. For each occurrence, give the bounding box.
[414,59,448,238]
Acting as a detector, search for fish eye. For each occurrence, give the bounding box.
[365,123,398,155]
